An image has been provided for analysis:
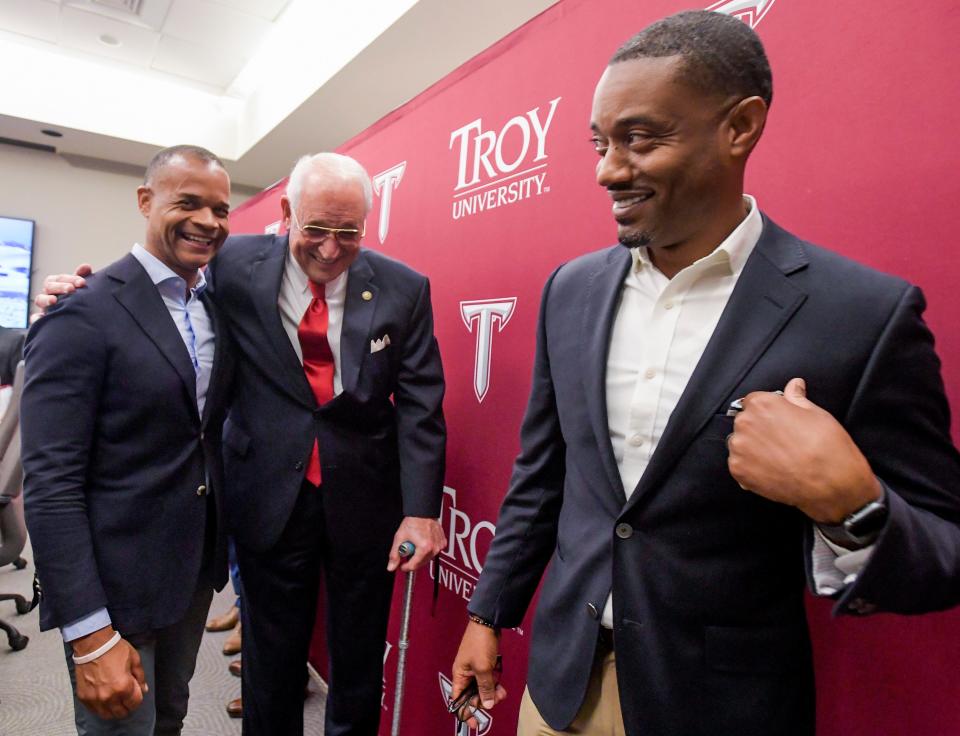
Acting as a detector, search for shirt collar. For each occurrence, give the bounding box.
[131,243,207,298]
[285,247,349,299]
[631,194,761,278]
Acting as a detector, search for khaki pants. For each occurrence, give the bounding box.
[517,647,626,736]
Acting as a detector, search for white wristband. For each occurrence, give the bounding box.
[72,631,122,665]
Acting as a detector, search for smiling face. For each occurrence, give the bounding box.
[281,172,367,285]
[137,154,230,284]
[590,55,750,273]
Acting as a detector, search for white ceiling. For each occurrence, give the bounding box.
[0,0,559,190]
[0,0,291,89]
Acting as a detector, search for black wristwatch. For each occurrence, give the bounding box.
[818,495,888,550]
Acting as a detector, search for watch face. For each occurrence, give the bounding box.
[845,501,888,538]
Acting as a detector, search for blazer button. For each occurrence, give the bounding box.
[294,461,304,471]
[196,484,207,496]
[615,523,633,539]
[586,602,599,620]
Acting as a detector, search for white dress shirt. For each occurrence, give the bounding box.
[277,249,348,394]
[600,196,867,628]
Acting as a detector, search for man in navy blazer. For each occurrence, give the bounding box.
[22,146,233,734]
[208,153,447,736]
[451,11,960,736]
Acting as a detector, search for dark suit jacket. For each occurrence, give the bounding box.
[208,235,445,554]
[21,254,232,635]
[469,216,960,736]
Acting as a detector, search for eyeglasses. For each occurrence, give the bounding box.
[290,210,365,246]
[447,656,502,724]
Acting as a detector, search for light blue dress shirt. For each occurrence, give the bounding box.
[61,244,216,642]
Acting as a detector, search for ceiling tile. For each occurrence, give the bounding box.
[163,0,268,49]
[204,0,291,22]
[62,0,173,31]
[0,0,60,43]
[58,5,159,65]
[152,33,245,87]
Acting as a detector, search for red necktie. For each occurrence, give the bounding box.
[298,281,335,486]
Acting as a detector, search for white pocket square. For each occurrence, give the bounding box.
[370,334,391,353]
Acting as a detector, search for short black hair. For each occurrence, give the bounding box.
[144,144,226,185]
[610,10,773,108]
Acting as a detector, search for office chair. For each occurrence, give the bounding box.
[0,362,30,651]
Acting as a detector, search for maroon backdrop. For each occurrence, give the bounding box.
[229,1,960,733]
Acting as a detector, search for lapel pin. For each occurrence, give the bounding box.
[361,290,373,301]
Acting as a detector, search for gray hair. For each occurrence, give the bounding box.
[285,152,373,213]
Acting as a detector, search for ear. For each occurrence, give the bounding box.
[725,96,768,160]
[279,195,292,231]
[136,185,152,218]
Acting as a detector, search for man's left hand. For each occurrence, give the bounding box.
[727,377,882,523]
[387,516,446,573]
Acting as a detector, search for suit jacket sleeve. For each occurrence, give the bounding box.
[21,294,110,629]
[393,276,447,518]
[468,268,567,627]
[823,285,960,614]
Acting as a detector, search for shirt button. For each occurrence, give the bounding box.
[616,523,633,539]
[628,434,644,447]
[196,484,207,496]
[664,301,674,310]
[644,368,656,380]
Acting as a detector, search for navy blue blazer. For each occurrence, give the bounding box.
[22,254,232,635]
[469,216,960,736]
[208,236,446,554]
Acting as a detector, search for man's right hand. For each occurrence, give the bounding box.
[71,625,147,720]
[31,264,93,322]
[450,620,507,729]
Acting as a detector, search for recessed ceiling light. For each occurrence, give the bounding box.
[98,34,121,47]
[41,129,63,138]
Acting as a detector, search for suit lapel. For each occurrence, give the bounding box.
[111,254,199,418]
[199,290,225,428]
[581,246,632,504]
[340,252,377,395]
[249,236,315,408]
[624,217,810,511]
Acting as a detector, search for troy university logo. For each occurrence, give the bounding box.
[707,0,777,28]
[438,673,493,736]
[433,486,496,602]
[460,298,517,403]
[449,98,560,220]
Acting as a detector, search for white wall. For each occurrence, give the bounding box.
[0,143,250,308]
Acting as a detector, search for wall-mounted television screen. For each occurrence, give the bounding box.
[0,215,35,329]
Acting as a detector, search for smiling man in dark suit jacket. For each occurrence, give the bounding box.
[208,152,447,736]
[451,11,960,736]
[22,145,233,735]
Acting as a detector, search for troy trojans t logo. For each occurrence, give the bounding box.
[707,0,777,28]
[372,161,406,244]
[439,673,493,735]
[460,298,517,403]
